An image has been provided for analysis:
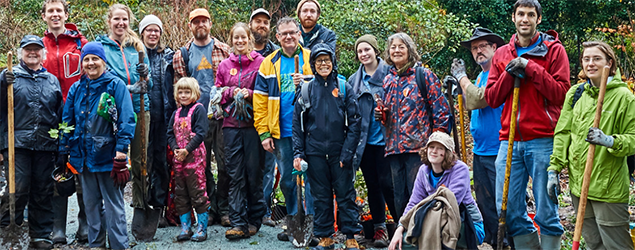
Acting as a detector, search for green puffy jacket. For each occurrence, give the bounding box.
[549,69,635,203]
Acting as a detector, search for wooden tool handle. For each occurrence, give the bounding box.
[294,55,299,74]
[7,52,15,195]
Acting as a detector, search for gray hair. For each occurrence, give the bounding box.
[384,32,420,66]
[17,47,47,62]
[276,16,300,33]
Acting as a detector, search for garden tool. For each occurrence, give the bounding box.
[131,51,161,242]
[444,79,462,158]
[456,83,467,162]
[572,66,610,250]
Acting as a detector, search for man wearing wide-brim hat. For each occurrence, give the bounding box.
[446,27,508,249]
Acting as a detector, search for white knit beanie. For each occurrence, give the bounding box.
[139,14,163,34]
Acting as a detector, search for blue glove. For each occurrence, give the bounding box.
[586,127,614,148]
[546,170,560,204]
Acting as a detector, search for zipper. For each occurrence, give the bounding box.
[55,37,61,79]
[82,79,90,167]
[544,98,555,129]
[238,54,243,128]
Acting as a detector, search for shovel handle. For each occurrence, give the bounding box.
[7,52,14,195]
[457,94,467,162]
[572,66,610,250]
[294,55,299,74]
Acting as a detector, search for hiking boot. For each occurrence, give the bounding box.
[220,214,231,227]
[373,227,389,248]
[30,238,53,249]
[191,212,208,242]
[207,212,216,226]
[176,212,193,241]
[309,236,319,246]
[225,227,249,240]
[277,230,289,241]
[345,239,360,250]
[311,237,335,250]
[262,216,276,227]
[248,224,258,236]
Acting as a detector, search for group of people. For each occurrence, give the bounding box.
[1,0,634,250]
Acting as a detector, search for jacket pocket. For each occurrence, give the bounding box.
[92,135,115,165]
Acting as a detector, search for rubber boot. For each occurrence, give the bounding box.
[513,231,542,250]
[51,195,68,244]
[540,234,561,250]
[75,181,89,243]
[191,212,208,242]
[176,212,193,241]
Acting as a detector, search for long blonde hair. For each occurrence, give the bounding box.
[228,22,255,60]
[107,4,144,52]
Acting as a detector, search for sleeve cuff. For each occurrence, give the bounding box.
[116,144,129,153]
[259,132,272,142]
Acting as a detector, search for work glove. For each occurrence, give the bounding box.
[442,75,461,98]
[136,63,149,79]
[585,127,614,148]
[505,57,529,79]
[56,153,69,169]
[110,158,130,188]
[546,170,560,204]
[450,58,467,81]
[4,71,14,85]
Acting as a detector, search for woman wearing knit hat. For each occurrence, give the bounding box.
[59,41,136,249]
[348,34,396,248]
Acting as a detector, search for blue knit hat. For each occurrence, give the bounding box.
[81,42,107,64]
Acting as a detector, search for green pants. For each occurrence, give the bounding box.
[131,111,150,208]
[571,194,633,250]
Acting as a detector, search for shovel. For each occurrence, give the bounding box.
[130,51,161,242]
[0,52,29,248]
[444,83,462,158]
[572,66,610,250]
[456,86,467,162]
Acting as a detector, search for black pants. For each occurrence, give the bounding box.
[1,149,54,239]
[307,155,361,237]
[359,144,396,227]
[223,127,266,229]
[148,119,169,207]
[205,118,229,218]
[387,153,421,223]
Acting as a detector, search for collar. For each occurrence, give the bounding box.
[281,46,302,58]
[19,61,45,75]
[515,32,541,47]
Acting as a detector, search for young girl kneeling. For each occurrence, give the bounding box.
[167,77,210,242]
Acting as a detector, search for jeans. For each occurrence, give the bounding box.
[262,152,277,217]
[495,138,564,237]
[473,154,500,246]
[273,137,313,215]
[388,153,422,223]
[359,144,396,227]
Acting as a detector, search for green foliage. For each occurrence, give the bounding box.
[48,122,75,140]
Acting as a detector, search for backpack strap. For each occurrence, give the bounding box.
[179,46,190,77]
[570,82,587,109]
[299,81,312,132]
[338,78,348,127]
[415,66,434,128]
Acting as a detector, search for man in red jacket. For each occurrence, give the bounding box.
[484,0,568,249]
[40,0,89,244]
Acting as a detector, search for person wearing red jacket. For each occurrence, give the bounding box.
[40,0,89,245]
[484,0,568,249]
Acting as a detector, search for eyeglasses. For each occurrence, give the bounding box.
[316,59,332,65]
[144,29,161,34]
[471,43,492,52]
[278,31,298,37]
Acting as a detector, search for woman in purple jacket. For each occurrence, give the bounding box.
[215,22,267,240]
[389,131,484,250]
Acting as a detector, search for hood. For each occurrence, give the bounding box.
[229,50,263,66]
[309,42,337,78]
[508,30,561,58]
[96,35,120,47]
[81,69,120,87]
[44,23,82,39]
[584,69,629,97]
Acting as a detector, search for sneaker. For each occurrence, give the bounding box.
[311,237,335,250]
[248,224,258,236]
[277,230,289,241]
[262,216,276,227]
[225,227,249,240]
[220,214,231,227]
[373,227,389,248]
[344,239,360,250]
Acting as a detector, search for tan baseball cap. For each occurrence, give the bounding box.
[426,131,455,153]
[189,8,210,23]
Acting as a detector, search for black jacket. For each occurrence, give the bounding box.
[147,46,175,125]
[0,64,63,151]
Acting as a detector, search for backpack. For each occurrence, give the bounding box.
[415,67,455,134]
[570,82,635,178]
[298,78,347,132]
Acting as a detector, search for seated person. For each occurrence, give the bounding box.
[389,131,485,250]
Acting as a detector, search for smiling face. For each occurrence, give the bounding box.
[189,16,211,40]
[389,38,408,69]
[108,9,129,41]
[276,22,300,53]
[298,2,319,30]
[232,26,250,55]
[512,6,541,40]
[42,2,68,31]
[178,88,193,106]
[249,14,271,44]
[314,54,332,79]
[82,54,106,80]
[356,42,378,67]
[21,44,44,70]
[141,24,161,49]
[582,47,613,87]
[426,142,447,166]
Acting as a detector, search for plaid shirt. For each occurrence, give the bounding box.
[173,36,231,83]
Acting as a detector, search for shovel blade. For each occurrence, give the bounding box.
[131,207,161,242]
[288,211,313,248]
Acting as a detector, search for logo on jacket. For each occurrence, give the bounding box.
[230,68,237,76]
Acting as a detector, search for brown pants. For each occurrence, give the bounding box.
[174,164,209,215]
[571,194,633,250]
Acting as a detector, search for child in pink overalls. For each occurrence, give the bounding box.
[167,77,210,242]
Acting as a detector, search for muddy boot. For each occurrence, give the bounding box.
[513,231,542,250]
[311,237,335,250]
[225,226,249,240]
[344,238,360,250]
[75,182,88,243]
[176,212,193,241]
[540,234,561,250]
[30,238,53,249]
[191,212,208,242]
[220,214,231,227]
[51,195,68,244]
[373,226,389,248]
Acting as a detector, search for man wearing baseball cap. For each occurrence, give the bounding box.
[0,34,64,249]
[445,27,507,249]
[249,8,279,57]
[172,8,232,228]
[139,14,175,228]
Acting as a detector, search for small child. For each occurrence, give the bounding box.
[167,77,210,242]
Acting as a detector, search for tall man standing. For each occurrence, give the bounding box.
[449,27,506,249]
[40,0,89,244]
[485,0,569,249]
[172,8,231,226]
[296,0,336,51]
[253,16,314,242]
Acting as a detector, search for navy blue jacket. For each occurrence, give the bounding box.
[348,59,390,169]
[147,46,175,126]
[300,24,337,52]
[60,71,136,173]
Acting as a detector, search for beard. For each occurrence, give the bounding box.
[194,28,208,40]
[301,18,316,30]
[252,29,270,44]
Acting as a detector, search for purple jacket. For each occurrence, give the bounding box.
[403,160,477,216]
[216,51,264,128]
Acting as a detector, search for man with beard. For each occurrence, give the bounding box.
[172,8,231,227]
[249,8,281,228]
[447,27,507,249]
[296,0,336,51]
